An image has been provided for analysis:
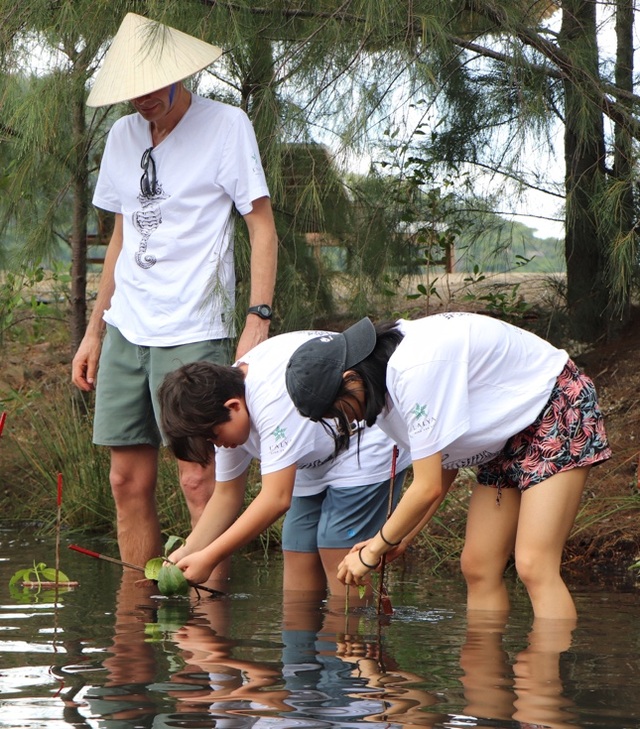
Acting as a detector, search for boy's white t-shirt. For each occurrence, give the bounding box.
[379,312,569,469]
[93,94,270,346]
[215,332,411,497]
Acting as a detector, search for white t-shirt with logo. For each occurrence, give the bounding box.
[378,313,569,469]
[215,332,411,497]
[93,94,270,346]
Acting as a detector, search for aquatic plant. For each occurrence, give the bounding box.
[7,471,77,596]
[9,561,72,590]
[144,535,190,597]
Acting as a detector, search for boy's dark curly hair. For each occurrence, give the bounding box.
[158,361,245,466]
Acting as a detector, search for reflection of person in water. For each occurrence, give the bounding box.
[513,618,579,728]
[63,566,582,729]
[167,591,441,727]
[76,572,432,727]
[168,597,290,718]
[460,612,580,729]
[324,596,442,727]
[79,571,160,725]
[79,573,287,727]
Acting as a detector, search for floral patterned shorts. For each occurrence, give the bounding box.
[477,359,611,495]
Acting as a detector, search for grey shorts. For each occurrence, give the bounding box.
[281,470,407,552]
[93,324,233,448]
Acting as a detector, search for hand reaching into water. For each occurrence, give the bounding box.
[174,549,217,586]
[337,540,380,585]
[337,538,408,586]
[167,545,190,565]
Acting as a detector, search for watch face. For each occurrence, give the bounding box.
[249,305,272,319]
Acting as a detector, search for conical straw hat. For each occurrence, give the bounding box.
[87,13,222,107]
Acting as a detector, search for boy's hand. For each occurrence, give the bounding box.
[175,551,216,586]
[167,545,190,565]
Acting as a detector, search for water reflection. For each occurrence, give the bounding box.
[169,592,290,720]
[80,576,441,728]
[80,572,159,725]
[65,577,580,728]
[459,612,578,728]
[1,531,640,728]
[326,596,441,726]
[513,618,578,728]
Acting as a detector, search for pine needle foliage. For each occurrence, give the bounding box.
[1,0,639,338]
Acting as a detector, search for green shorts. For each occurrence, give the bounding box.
[93,325,233,448]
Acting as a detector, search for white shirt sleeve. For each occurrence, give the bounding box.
[215,445,253,483]
[216,109,269,215]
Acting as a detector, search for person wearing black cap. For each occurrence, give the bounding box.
[285,312,611,619]
[156,330,410,598]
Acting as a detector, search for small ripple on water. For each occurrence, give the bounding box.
[387,605,456,623]
[0,640,65,654]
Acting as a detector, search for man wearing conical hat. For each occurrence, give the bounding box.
[72,13,278,573]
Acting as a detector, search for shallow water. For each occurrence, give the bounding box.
[1,527,639,728]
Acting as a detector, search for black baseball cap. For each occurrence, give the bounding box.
[285,317,377,420]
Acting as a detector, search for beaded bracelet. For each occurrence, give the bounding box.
[358,546,381,570]
[379,525,401,547]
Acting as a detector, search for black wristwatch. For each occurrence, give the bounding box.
[247,304,273,320]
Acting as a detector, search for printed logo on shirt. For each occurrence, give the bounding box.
[439,312,470,320]
[442,450,500,469]
[411,403,428,419]
[133,182,168,270]
[408,403,436,436]
[267,424,290,454]
[251,152,263,176]
[298,454,335,471]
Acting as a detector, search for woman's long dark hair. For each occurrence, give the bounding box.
[321,321,404,454]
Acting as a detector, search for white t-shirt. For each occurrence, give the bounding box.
[93,94,270,346]
[215,332,411,497]
[378,312,569,469]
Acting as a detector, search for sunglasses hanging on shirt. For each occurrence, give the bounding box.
[140,147,158,197]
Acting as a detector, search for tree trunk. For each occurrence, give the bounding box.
[560,0,608,341]
[69,87,89,355]
[607,0,636,327]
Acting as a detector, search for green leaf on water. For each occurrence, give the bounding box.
[8,561,71,587]
[144,557,163,580]
[40,568,71,582]
[163,535,185,556]
[157,563,190,597]
[9,568,31,587]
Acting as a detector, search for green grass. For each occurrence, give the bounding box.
[1,381,281,553]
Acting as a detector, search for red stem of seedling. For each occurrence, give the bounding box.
[68,544,225,596]
[0,411,6,437]
[69,544,144,571]
[377,446,398,617]
[55,473,62,588]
